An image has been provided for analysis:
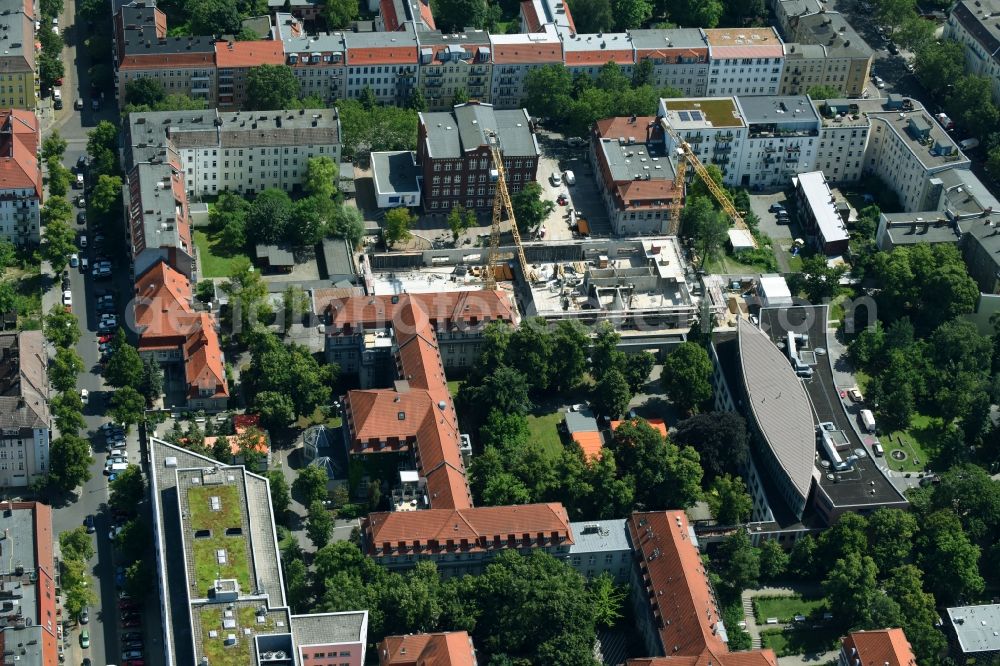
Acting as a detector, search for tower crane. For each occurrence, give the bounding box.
[483,130,531,291]
[663,122,756,248]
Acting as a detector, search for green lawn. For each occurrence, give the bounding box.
[761,627,841,657]
[447,380,464,398]
[753,594,828,623]
[526,410,566,460]
[294,406,342,429]
[194,229,249,278]
[704,246,778,274]
[882,412,941,473]
[188,485,241,533]
[199,606,276,666]
[192,536,251,593]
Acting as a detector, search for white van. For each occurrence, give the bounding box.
[107,462,128,475]
[564,170,576,185]
[860,409,877,433]
[872,442,884,457]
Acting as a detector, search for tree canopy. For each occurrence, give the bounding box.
[246,65,301,110]
[661,342,712,414]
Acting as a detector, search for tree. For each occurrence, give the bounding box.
[140,358,164,405]
[110,386,146,429]
[872,0,915,30]
[789,534,817,579]
[293,464,329,506]
[267,470,292,519]
[41,131,67,161]
[866,508,917,574]
[189,0,242,34]
[681,196,728,268]
[46,155,71,197]
[255,390,296,431]
[988,145,1000,181]
[623,351,655,393]
[48,347,83,393]
[247,188,293,244]
[0,282,12,317]
[383,207,415,249]
[612,0,651,29]
[566,0,612,32]
[592,368,631,418]
[60,527,95,562]
[673,411,748,481]
[109,465,145,515]
[123,560,153,605]
[306,500,334,548]
[758,539,789,582]
[337,99,419,161]
[221,257,272,335]
[948,75,1000,139]
[549,320,589,392]
[505,318,553,392]
[610,419,702,509]
[717,530,759,592]
[511,182,554,234]
[823,552,880,628]
[462,365,533,418]
[407,88,428,112]
[323,0,359,28]
[917,509,984,603]
[87,121,120,177]
[925,464,1000,543]
[305,156,339,200]
[914,40,965,97]
[246,65,301,110]
[42,215,76,274]
[447,204,476,243]
[329,204,366,248]
[90,175,123,217]
[788,254,846,304]
[51,391,86,436]
[661,342,712,414]
[38,52,64,90]
[432,0,485,31]
[591,322,625,377]
[124,77,166,107]
[707,474,752,525]
[291,196,334,245]
[44,305,80,348]
[525,65,574,122]
[895,14,936,51]
[284,558,310,611]
[884,565,948,661]
[49,434,93,491]
[105,341,144,390]
[114,519,148,563]
[588,573,627,628]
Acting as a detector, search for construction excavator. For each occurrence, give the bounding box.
[483,130,532,291]
[663,122,756,248]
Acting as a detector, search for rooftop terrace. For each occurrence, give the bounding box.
[181,475,255,598]
[660,97,744,128]
[193,601,291,666]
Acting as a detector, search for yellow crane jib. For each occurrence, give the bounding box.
[484,130,532,291]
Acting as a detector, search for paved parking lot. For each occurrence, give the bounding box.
[535,132,611,237]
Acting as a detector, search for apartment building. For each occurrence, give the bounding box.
[813,98,870,183]
[147,436,369,665]
[376,0,435,32]
[416,30,492,110]
[780,13,872,97]
[590,115,681,235]
[125,108,341,197]
[344,27,419,105]
[945,605,1000,661]
[0,0,38,110]
[562,32,635,82]
[113,1,216,106]
[945,0,1000,105]
[866,100,970,211]
[416,102,539,211]
[735,95,820,189]
[274,14,347,105]
[379,632,477,666]
[323,290,518,373]
[625,511,779,666]
[793,170,849,254]
[489,26,564,108]
[0,109,40,247]
[630,29,709,96]
[0,332,49,489]
[703,28,784,97]
[132,260,229,411]
[658,96,747,187]
[122,161,196,281]
[361,502,574,575]
[568,519,633,583]
[839,630,918,666]
[0,501,58,665]
[215,39,285,110]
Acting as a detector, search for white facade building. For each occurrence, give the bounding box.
[945,0,1000,105]
[704,28,785,97]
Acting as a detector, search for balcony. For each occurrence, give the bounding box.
[425,79,443,88]
[424,69,443,77]
[716,132,734,142]
[468,76,485,85]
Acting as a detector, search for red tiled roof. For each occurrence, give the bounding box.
[634,46,708,60]
[572,431,603,461]
[417,0,436,30]
[215,40,284,67]
[379,0,401,31]
[520,0,543,32]
[119,51,216,69]
[133,261,198,345]
[629,652,778,666]
[565,48,634,65]
[347,46,418,65]
[841,630,917,666]
[628,511,728,656]
[184,312,228,399]
[0,110,40,198]
[380,631,476,666]
[327,291,516,333]
[490,40,563,64]
[363,502,573,555]
[595,115,659,140]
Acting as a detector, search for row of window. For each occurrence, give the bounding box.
[0,462,25,470]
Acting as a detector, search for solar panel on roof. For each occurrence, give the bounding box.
[678,111,691,121]
[690,111,703,121]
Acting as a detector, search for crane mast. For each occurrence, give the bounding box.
[484,131,531,291]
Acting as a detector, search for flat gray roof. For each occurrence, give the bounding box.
[796,171,849,245]
[794,13,873,58]
[880,214,960,246]
[737,95,821,126]
[947,605,1000,653]
[737,317,816,504]
[868,108,969,170]
[564,411,598,434]
[629,28,706,50]
[420,104,538,158]
[561,31,632,52]
[568,519,631,555]
[371,150,421,196]
[291,612,367,647]
[597,137,674,183]
[0,0,34,70]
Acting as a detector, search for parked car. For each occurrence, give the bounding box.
[79,235,87,249]
[61,290,72,307]
[121,650,143,661]
[77,211,86,225]
[77,155,87,170]
[69,253,79,267]
[108,525,124,540]
[550,172,562,186]
[75,173,84,188]
[847,387,863,402]
[563,170,576,185]
[79,607,89,624]
[80,388,89,405]
[74,98,83,110]
[100,422,124,433]
[79,630,89,648]
[768,203,785,213]
[84,515,95,533]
